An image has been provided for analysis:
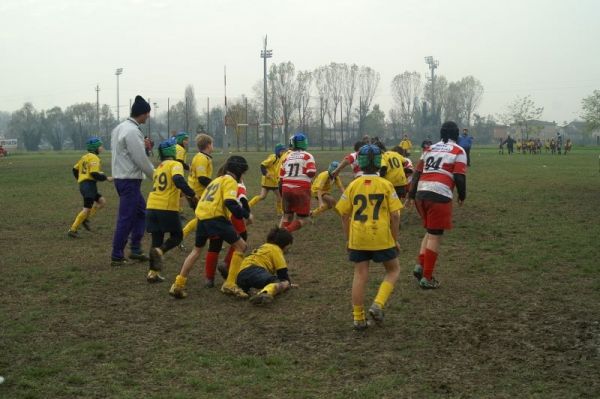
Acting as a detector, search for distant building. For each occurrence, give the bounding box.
[561,121,599,144]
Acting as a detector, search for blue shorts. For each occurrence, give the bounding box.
[348,247,398,263]
[195,217,240,248]
[236,265,279,293]
[79,181,101,208]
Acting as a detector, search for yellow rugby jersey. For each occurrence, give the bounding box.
[260,154,281,188]
[176,144,187,164]
[195,174,238,220]
[147,160,185,211]
[311,171,342,195]
[188,152,213,196]
[335,175,403,251]
[382,151,408,187]
[73,153,102,183]
[240,243,287,274]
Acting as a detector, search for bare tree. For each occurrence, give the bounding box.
[390,71,421,134]
[498,95,544,140]
[184,85,199,136]
[424,75,448,125]
[295,70,313,132]
[314,65,330,148]
[269,61,298,136]
[444,81,465,125]
[357,66,380,134]
[342,63,359,141]
[460,76,484,128]
[581,89,600,133]
[324,62,344,147]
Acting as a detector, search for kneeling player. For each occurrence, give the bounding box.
[145,138,198,283]
[68,137,113,237]
[407,121,467,289]
[310,161,344,218]
[169,156,251,299]
[236,227,295,305]
[335,144,403,331]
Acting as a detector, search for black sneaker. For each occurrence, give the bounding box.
[82,219,91,231]
[129,252,150,262]
[111,257,128,266]
[204,279,215,288]
[353,319,368,331]
[146,270,165,283]
[368,303,384,327]
[67,230,79,238]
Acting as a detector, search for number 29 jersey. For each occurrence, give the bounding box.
[279,150,316,191]
[147,160,185,211]
[416,139,467,200]
[335,175,403,251]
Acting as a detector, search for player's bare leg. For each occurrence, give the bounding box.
[170,245,204,298]
[352,261,370,330]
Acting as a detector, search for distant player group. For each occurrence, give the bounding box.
[67,97,468,331]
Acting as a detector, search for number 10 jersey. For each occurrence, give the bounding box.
[416,140,467,200]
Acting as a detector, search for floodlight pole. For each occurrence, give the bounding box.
[261,35,272,151]
[95,84,100,132]
[115,68,123,121]
[153,102,159,140]
[424,56,439,124]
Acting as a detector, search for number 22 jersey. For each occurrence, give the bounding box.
[415,139,467,200]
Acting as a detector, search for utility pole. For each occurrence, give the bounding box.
[206,97,210,134]
[115,68,123,121]
[167,97,170,135]
[425,56,439,125]
[95,84,100,132]
[260,35,272,152]
[153,102,159,140]
[147,98,151,138]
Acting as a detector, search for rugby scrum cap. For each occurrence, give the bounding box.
[225,155,249,178]
[175,131,189,145]
[328,161,340,175]
[158,137,177,159]
[357,144,382,171]
[274,143,286,156]
[292,133,308,150]
[86,136,103,152]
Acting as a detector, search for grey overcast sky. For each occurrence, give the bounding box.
[1,0,599,123]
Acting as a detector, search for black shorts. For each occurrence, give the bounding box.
[394,186,406,199]
[236,265,279,293]
[79,181,101,208]
[348,247,398,263]
[195,217,240,248]
[146,209,182,234]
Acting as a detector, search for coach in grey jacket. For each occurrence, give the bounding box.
[110,95,155,265]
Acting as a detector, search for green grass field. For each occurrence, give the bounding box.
[1,147,599,398]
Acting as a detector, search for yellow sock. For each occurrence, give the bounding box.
[276,199,283,215]
[225,251,244,286]
[262,283,278,297]
[248,195,261,208]
[353,305,365,322]
[310,204,328,217]
[182,218,197,238]
[70,210,88,231]
[88,206,98,219]
[374,280,395,308]
[174,274,187,288]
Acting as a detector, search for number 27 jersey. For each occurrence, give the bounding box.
[416,140,467,200]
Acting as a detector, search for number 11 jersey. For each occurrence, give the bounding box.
[416,140,467,200]
[279,150,316,191]
[336,175,403,251]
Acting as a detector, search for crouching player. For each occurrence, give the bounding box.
[248,143,286,215]
[335,144,403,331]
[145,138,198,283]
[236,227,295,305]
[407,121,467,289]
[68,137,113,237]
[310,161,344,218]
[169,156,251,299]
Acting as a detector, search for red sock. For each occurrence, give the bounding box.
[418,253,425,266]
[205,251,219,280]
[281,221,291,229]
[286,220,302,232]
[423,249,438,280]
[224,246,234,268]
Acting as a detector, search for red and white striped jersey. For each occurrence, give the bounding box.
[404,157,414,185]
[345,152,363,177]
[280,150,316,191]
[237,181,247,205]
[415,140,467,199]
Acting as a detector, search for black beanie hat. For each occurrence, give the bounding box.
[131,95,151,117]
[440,121,459,143]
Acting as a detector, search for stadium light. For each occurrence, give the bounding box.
[115,68,124,121]
[260,35,273,151]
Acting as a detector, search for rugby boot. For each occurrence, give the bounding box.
[419,277,441,289]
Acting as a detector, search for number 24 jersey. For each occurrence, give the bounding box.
[147,160,185,211]
[336,175,403,251]
[416,140,467,200]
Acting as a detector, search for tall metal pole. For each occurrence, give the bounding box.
[245,97,248,152]
[115,68,123,121]
[224,65,228,153]
[167,97,170,134]
[206,97,210,134]
[95,84,100,132]
[153,102,159,140]
[260,35,272,152]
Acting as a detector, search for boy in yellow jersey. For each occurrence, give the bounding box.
[145,138,198,283]
[310,161,345,218]
[399,134,412,156]
[237,227,296,305]
[380,144,410,200]
[182,134,214,239]
[68,137,113,237]
[169,156,251,299]
[335,144,402,331]
[248,143,286,215]
[175,131,190,171]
